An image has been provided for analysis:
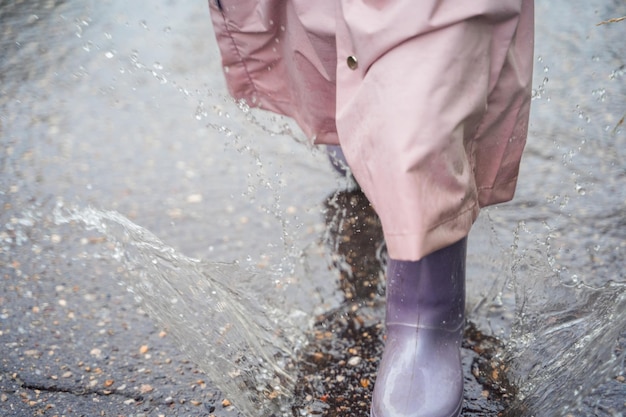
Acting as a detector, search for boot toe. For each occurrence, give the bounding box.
[371,326,463,417]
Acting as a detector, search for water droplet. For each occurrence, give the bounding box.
[151,71,167,84]
[195,102,207,120]
[238,100,250,114]
[105,51,115,59]
[140,20,148,30]
[104,32,112,40]
[609,67,625,80]
[153,62,163,70]
[591,88,606,102]
[575,184,586,195]
[531,88,540,100]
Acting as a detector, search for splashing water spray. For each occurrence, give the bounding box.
[53,204,309,417]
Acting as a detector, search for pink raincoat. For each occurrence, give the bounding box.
[208,0,534,261]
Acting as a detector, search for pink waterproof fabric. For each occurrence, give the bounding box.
[208,0,534,261]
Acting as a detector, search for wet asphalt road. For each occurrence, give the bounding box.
[2,0,626,416]
[1,242,238,417]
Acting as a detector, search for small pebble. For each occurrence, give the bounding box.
[347,356,361,366]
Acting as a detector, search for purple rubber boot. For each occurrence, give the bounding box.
[371,237,467,417]
[326,145,350,176]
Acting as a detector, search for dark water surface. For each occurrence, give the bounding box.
[1,0,625,416]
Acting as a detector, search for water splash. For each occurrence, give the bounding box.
[53,203,310,417]
[500,231,626,416]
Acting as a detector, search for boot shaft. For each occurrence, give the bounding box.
[385,238,467,331]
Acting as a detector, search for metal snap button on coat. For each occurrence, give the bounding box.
[347,55,358,70]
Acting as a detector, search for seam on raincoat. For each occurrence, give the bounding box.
[477,175,519,205]
[217,9,260,106]
[477,175,518,192]
[428,200,478,233]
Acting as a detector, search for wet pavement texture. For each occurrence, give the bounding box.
[0,203,239,416]
[2,0,626,416]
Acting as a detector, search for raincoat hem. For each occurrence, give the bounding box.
[384,201,479,261]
